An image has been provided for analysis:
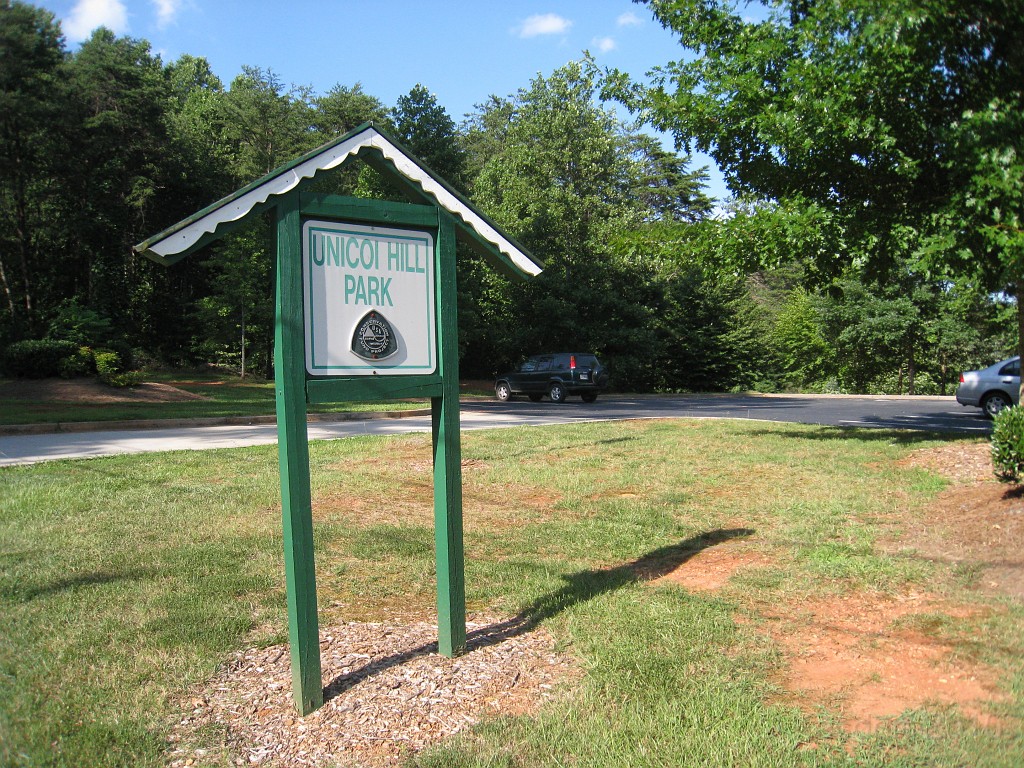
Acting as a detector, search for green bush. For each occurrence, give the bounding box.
[1,339,78,378]
[93,348,140,388]
[46,299,113,347]
[991,405,1024,483]
[60,346,96,378]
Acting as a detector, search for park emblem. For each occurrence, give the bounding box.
[135,123,541,716]
[351,311,398,361]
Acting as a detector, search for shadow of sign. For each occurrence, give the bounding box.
[323,527,755,702]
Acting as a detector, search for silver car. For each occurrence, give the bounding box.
[956,356,1020,417]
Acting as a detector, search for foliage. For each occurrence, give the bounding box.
[93,347,140,387]
[0,2,68,339]
[59,345,94,378]
[465,61,716,376]
[1,338,77,378]
[607,0,1024,375]
[992,405,1024,483]
[769,287,832,390]
[0,2,1018,392]
[45,299,113,347]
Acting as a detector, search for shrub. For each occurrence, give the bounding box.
[60,346,96,378]
[1,339,78,378]
[991,405,1024,483]
[46,299,113,347]
[93,348,140,388]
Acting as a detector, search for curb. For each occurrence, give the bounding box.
[0,408,434,437]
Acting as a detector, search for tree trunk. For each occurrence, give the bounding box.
[0,254,16,319]
[240,306,246,379]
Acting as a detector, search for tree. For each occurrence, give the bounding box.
[468,61,647,361]
[628,134,714,223]
[0,1,68,340]
[220,66,316,181]
[391,84,468,193]
[465,60,718,374]
[60,28,180,342]
[608,0,1024,376]
[313,82,387,139]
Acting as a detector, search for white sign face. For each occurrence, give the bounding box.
[302,220,436,376]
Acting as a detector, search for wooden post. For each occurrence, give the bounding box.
[432,211,466,657]
[274,195,324,715]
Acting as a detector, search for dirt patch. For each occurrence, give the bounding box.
[653,547,772,591]
[0,377,207,403]
[168,616,578,768]
[762,592,1003,732]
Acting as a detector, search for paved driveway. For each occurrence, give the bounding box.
[0,394,987,467]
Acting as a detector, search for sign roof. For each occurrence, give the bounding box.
[133,122,542,280]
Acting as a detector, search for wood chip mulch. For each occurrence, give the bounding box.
[167,615,579,767]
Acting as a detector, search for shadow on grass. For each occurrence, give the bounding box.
[323,527,754,702]
[7,568,154,602]
[745,426,985,445]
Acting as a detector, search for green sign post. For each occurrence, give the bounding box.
[136,124,541,716]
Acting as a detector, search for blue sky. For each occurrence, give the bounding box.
[35,0,732,200]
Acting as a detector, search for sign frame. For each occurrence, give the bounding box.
[275,193,466,715]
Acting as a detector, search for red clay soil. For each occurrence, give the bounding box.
[654,441,1019,733]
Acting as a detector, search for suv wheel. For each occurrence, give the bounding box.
[982,391,1012,418]
[548,382,566,403]
[495,381,512,401]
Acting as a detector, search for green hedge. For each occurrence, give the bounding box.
[1,339,78,378]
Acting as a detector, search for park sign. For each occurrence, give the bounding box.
[303,221,435,375]
[135,123,541,716]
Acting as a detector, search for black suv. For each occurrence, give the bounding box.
[494,353,608,403]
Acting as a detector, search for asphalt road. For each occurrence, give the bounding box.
[0,394,989,467]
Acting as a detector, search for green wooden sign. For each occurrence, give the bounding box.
[136,124,541,716]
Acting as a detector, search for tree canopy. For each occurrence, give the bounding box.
[609,0,1023,284]
[0,0,1016,396]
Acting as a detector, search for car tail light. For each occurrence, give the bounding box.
[960,373,965,383]
[570,355,576,370]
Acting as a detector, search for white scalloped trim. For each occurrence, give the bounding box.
[148,129,541,277]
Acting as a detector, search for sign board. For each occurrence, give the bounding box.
[302,220,436,376]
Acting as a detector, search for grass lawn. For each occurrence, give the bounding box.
[1,419,1022,767]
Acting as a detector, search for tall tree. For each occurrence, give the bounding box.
[61,28,176,338]
[467,60,714,369]
[391,84,468,193]
[608,0,1024,371]
[0,1,67,339]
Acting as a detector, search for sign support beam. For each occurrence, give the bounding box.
[432,211,466,656]
[274,194,324,716]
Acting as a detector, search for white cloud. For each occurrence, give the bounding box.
[63,0,129,41]
[152,0,182,28]
[617,11,642,27]
[517,13,573,38]
[592,36,616,53]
